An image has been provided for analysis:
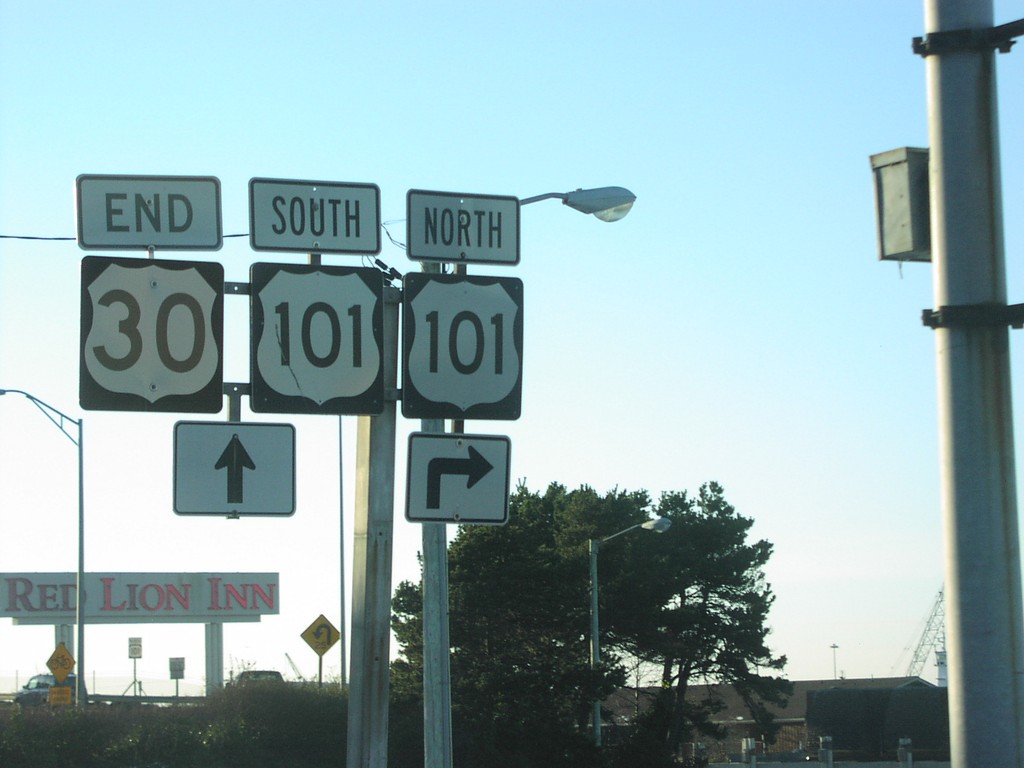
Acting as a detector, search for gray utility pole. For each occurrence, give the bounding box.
[919,1,1024,763]
[346,285,399,768]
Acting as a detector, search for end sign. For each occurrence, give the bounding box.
[76,175,222,251]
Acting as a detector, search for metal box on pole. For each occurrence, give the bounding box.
[870,147,931,262]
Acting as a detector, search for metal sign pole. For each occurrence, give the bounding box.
[421,262,454,768]
[346,286,399,768]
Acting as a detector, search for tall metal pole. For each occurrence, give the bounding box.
[589,538,602,747]
[340,415,348,689]
[421,262,453,768]
[422,478,453,768]
[75,420,85,706]
[347,285,399,768]
[923,1,1024,763]
[0,389,85,705]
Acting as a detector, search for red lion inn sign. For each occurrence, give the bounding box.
[1,572,279,624]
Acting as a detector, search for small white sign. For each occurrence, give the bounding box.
[406,189,520,265]
[406,433,511,524]
[174,422,295,516]
[76,175,222,250]
[249,178,381,254]
[129,637,142,659]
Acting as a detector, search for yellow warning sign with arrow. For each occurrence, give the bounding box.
[301,614,339,657]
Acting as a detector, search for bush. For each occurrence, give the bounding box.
[0,685,348,768]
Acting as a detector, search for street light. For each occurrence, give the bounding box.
[0,388,85,706]
[589,516,672,746]
[520,186,637,221]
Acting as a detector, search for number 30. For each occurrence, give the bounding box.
[92,289,206,373]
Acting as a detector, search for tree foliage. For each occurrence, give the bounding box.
[391,480,790,766]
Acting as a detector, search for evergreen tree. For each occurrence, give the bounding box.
[601,482,791,755]
[390,481,789,766]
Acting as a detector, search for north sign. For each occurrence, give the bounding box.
[76,174,222,251]
[80,256,224,412]
[406,433,511,524]
[249,178,381,254]
[174,421,295,516]
[406,189,520,265]
[402,273,523,420]
[250,263,385,415]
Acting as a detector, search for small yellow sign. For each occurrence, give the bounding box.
[48,685,73,707]
[47,643,76,685]
[301,614,340,657]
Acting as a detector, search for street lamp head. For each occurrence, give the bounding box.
[642,516,672,533]
[563,187,636,222]
[519,186,637,222]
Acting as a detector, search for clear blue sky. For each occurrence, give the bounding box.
[2,0,1023,694]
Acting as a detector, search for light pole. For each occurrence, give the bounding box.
[0,388,85,706]
[589,516,671,747]
[830,644,839,680]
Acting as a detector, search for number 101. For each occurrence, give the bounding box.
[425,310,504,375]
[274,302,363,368]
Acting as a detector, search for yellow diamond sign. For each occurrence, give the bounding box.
[47,642,75,685]
[301,614,339,657]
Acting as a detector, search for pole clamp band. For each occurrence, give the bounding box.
[922,303,1024,330]
[914,18,1024,57]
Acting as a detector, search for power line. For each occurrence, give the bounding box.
[0,233,251,241]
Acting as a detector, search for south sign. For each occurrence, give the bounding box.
[249,178,381,254]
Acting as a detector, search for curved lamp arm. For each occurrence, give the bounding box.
[520,186,637,222]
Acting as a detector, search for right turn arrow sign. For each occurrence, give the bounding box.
[407,433,510,524]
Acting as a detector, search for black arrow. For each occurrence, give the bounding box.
[214,434,256,504]
[313,623,335,645]
[426,446,493,509]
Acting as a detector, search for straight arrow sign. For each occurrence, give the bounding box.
[174,421,295,516]
[215,434,256,503]
[407,432,510,524]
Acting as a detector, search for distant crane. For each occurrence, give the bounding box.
[285,652,306,683]
[907,589,946,683]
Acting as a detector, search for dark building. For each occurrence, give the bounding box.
[604,676,947,762]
